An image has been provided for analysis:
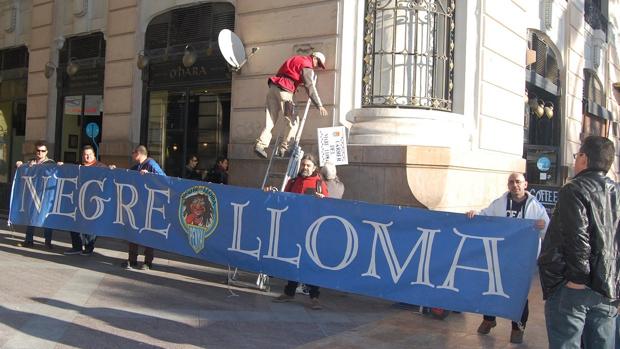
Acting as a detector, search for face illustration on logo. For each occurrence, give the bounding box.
[184,195,211,227]
[179,186,218,254]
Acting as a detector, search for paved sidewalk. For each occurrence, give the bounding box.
[0,223,548,349]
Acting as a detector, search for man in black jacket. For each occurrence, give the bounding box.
[538,136,619,349]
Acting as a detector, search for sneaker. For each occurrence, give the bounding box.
[140,263,152,270]
[63,248,82,255]
[80,249,94,256]
[121,261,137,269]
[254,144,268,159]
[272,294,294,303]
[17,241,34,248]
[510,329,524,344]
[310,298,322,310]
[477,319,497,335]
[295,284,310,295]
[44,242,54,250]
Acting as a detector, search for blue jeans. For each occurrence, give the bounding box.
[545,285,617,349]
[25,226,53,245]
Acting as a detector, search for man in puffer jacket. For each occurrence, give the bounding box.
[538,135,620,349]
[467,172,549,343]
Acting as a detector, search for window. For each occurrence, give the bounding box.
[585,0,608,39]
[581,69,612,139]
[362,0,455,111]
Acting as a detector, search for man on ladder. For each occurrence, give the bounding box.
[253,52,328,159]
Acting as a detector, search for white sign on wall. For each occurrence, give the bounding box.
[317,126,348,166]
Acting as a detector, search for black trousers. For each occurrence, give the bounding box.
[483,299,529,330]
[128,242,154,265]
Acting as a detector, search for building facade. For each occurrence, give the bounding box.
[0,0,618,213]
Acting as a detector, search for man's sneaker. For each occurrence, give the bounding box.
[510,329,524,344]
[80,249,94,256]
[310,298,322,310]
[44,242,54,250]
[17,241,34,248]
[254,144,268,159]
[140,263,153,271]
[477,319,497,334]
[295,284,310,295]
[121,261,137,270]
[272,294,294,303]
[63,248,82,255]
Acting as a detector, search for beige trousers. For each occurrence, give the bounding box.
[256,84,298,149]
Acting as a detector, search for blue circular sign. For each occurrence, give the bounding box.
[85,122,100,138]
[537,156,551,172]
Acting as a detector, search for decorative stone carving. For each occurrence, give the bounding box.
[73,0,89,18]
[3,4,17,33]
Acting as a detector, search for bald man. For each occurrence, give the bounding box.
[466,172,549,343]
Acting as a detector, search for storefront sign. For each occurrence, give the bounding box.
[529,184,559,214]
[10,164,541,321]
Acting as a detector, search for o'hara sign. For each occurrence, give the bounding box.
[10,165,540,321]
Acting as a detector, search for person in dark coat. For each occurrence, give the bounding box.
[538,136,620,349]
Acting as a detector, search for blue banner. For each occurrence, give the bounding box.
[9,164,540,321]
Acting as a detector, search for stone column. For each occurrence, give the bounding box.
[99,0,139,168]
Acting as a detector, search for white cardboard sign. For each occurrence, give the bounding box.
[317,126,348,166]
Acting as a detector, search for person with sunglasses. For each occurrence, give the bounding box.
[15,140,56,249]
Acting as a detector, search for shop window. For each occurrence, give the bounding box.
[524,32,562,186]
[361,0,455,111]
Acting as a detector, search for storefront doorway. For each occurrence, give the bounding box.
[141,2,234,178]
[55,33,106,163]
[0,46,28,213]
[146,88,230,178]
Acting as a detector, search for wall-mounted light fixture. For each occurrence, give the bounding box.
[66,58,79,76]
[137,50,149,70]
[44,62,57,79]
[182,45,197,68]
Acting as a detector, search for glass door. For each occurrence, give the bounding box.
[146,88,230,179]
[59,95,103,163]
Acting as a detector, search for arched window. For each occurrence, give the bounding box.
[362,0,455,111]
[582,69,612,138]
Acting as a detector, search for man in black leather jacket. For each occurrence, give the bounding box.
[538,135,619,349]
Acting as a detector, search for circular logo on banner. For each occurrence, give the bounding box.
[537,156,551,172]
[85,122,100,138]
[179,186,219,254]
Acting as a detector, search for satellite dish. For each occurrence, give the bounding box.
[218,29,259,72]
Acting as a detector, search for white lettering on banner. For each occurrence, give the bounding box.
[362,221,438,286]
[263,207,301,267]
[305,216,358,270]
[228,201,261,259]
[139,185,171,238]
[439,228,508,298]
[48,176,78,220]
[113,181,139,229]
[79,179,111,220]
[20,175,51,213]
